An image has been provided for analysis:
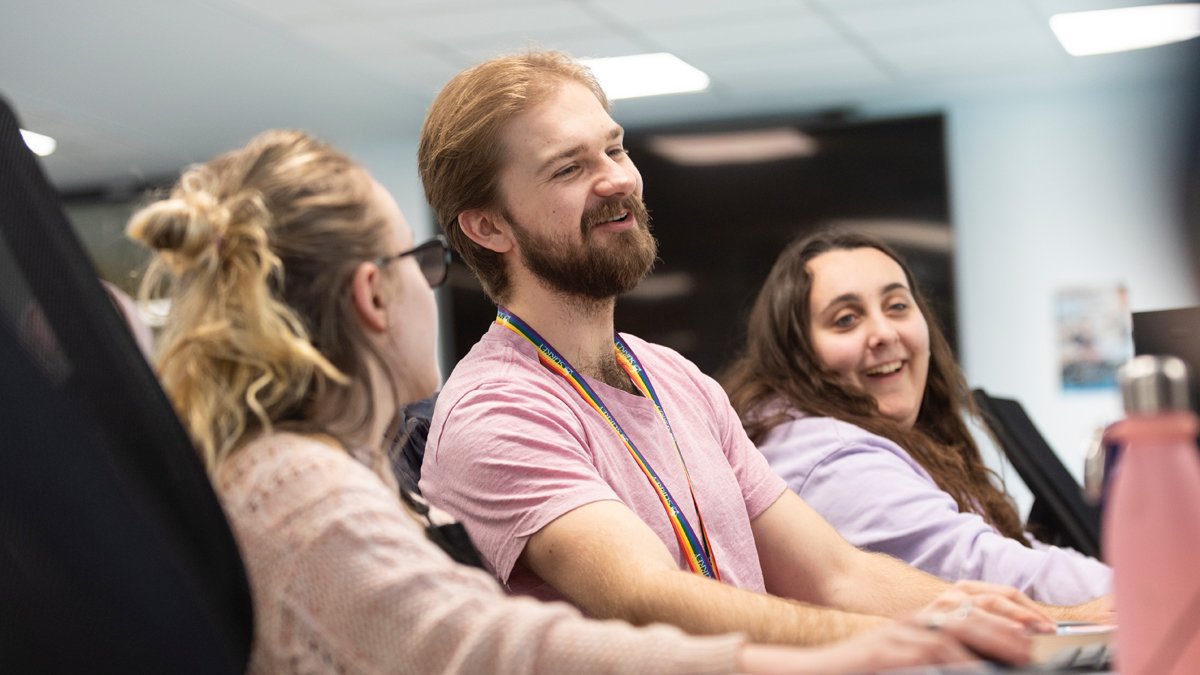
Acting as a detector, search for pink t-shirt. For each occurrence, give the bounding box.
[421,323,787,600]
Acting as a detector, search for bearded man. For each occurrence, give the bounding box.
[416,50,1096,659]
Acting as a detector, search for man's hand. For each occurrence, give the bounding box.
[746,610,1032,674]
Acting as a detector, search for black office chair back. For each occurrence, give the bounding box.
[0,94,252,672]
[973,389,1102,559]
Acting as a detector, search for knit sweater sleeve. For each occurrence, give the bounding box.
[220,433,743,674]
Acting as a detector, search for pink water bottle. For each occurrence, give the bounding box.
[1103,355,1200,675]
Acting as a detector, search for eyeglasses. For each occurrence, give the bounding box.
[373,235,451,289]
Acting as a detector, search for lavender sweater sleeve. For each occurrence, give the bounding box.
[757,415,1111,606]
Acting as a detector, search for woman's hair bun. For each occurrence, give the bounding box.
[128,170,253,267]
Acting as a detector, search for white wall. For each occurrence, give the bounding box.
[343,138,434,242]
[948,75,1198,497]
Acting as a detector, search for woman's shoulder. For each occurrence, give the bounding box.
[222,430,353,479]
[760,409,884,446]
[757,409,911,464]
[217,431,391,523]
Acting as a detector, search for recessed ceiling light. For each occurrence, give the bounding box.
[19,128,57,156]
[646,128,818,166]
[579,53,710,100]
[1050,3,1200,56]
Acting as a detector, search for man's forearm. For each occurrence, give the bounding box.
[589,567,887,647]
[1041,595,1113,624]
[823,549,950,617]
[837,550,1113,625]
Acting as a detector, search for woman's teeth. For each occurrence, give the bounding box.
[866,362,902,376]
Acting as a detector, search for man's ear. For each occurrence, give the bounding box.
[457,210,514,254]
[348,261,389,334]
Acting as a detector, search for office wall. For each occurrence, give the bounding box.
[948,74,1198,491]
[345,138,434,243]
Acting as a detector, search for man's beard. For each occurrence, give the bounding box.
[505,194,658,300]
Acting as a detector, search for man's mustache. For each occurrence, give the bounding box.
[581,196,647,233]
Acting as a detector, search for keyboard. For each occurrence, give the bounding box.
[1040,641,1113,670]
[875,641,1114,673]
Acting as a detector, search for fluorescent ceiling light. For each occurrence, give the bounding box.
[19,128,57,156]
[826,219,953,253]
[646,128,818,166]
[1050,3,1200,56]
[579,53,709,100]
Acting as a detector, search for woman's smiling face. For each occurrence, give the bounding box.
[806,247,931,428]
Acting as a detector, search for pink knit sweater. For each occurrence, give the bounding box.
[217,432,744,674]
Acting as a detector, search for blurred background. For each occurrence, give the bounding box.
[3,0,1197,512]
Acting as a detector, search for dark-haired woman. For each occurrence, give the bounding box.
[724,231,1110,609]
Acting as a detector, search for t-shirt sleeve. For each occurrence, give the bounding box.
[422,379,622,583]
[792,426,1111,605]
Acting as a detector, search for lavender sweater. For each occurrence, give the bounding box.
[756,412,1111,606]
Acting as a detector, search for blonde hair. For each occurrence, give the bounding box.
[128,130,391,472]
[418,50,608,302]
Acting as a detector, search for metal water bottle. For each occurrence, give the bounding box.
[1103,355,1200,674]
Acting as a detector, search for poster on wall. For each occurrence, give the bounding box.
[1055,285,1132,391]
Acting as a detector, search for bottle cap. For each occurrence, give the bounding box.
[1118,354,1193,414]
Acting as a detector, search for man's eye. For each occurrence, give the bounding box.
[608,147,628,159]
[554,165,579,179]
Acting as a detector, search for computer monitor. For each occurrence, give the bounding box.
[1131,306,1200,413]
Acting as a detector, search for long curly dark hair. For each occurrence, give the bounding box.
[723,230,1028,544]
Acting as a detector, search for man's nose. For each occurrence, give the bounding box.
[594,156,636,198]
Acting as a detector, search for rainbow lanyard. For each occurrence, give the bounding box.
[495,307,721,580]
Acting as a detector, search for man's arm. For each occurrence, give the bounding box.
[752,490,1057,629]
[521,499,887,646]
[1039,595,1114,624]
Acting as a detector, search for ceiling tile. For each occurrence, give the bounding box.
[453,28,650,63]
[584,0,808,25]
[1027,0,1160,17]
[219,0,351,23]
[688,41,880,81]
[828,0,1033,40]
[644,8,847,59]
[366,2,602,41]
[287,16,427,52]
[873,26,1068,77]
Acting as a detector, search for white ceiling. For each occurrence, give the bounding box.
[1,0,1193,192]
